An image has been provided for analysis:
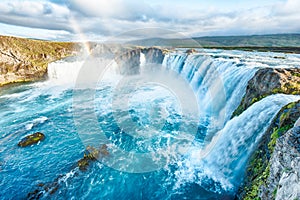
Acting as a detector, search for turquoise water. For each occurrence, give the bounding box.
[0,82,234,199]
[0,50,299,199]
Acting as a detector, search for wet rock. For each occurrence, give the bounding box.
[18,132,45,147]
[27,176,62,199]
[141,47,166,63]
[77,144,109,171]
[185,48,197,54]
[115,49,141,75]
[232,68,300,117]
[261,127,300,200]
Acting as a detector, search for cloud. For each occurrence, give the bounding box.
[0,0,299,41]
[0,0,72,31]
[67,0,154,21]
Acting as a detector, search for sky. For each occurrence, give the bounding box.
[0,0,299,41]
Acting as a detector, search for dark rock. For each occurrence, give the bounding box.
[115,49,141,75]
[142,47,166,63]
[77,144,109,171]
[232,68,300,117]
[185,49,197,54]
[18,132,45,147]
[239,101,300,199]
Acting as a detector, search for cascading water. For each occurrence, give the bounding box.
[0,49,299,199]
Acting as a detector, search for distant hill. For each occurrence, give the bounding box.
[128,34,300,48]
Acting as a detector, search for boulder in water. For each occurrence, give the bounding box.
[77,144,109,171]
[18,132,45,147]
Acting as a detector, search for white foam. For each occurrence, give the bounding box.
[25,116,48,131]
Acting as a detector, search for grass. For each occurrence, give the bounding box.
[0,35,78,86]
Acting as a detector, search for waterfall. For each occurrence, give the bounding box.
[47,58,120,86]
[175,94,300,192]
[162,53,258,141]
[47,60,85,85]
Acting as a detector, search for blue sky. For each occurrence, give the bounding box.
[0,0,299,41]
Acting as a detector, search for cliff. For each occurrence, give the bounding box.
[239,101,300,199]
[232,68,300,117]
[235,67,300,199]
[235,65,300,200]
[0,35,78,86]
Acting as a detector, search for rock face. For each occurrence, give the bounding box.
[239,101,300,200]
[141,47,166,64]
[232,68,300,117]
[0,35,167,86]
[115,49,142,75]
[261,127,300,200]
[18,132,45,147]
[0,35,78,86]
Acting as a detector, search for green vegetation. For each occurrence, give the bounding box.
[242,101,299,200]
[232,70,300,118]
[244,155,270,200]
[129,34,300,53]
[0,35,78,86]
[272,188,277,198]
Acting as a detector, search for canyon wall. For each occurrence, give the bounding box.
[0,36,78,86]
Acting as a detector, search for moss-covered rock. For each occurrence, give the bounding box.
[77,144,109,171]
[18,132,45,147]
[232,68,300,118]
[239,100,300,199]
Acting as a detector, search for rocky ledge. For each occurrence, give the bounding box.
[232,60,300,200]
[232,68,300,118]
[0,35,79,86]
[238,92,300,199]
[263,126,300,200]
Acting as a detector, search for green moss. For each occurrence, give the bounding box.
[272,188,277,198]
[268,126,291,153]
[232,83,299,118]
[291,71,300,77]
[287,102,296,109]
[251,97,259,104]
[242,101,299,199]
[244,159,270,200]
[279,111,290,126]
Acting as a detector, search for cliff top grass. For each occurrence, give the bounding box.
[0,35,79,86]
[0,35,77,63]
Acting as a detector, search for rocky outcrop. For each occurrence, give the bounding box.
[0,35,168,86]
[18,132,45,147]
[261,127,300,200]
[232,68,300,117]
[87,44,167,75]
[115,49,141,75]
[0,35,78,86]
[239,101,300,200]
[77,144,109,171]
[141,47,166,64]
[27,144,109,199]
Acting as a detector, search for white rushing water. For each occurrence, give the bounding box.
[162,53,258,142]
[174,94,300,192]
[32,49,299,193]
